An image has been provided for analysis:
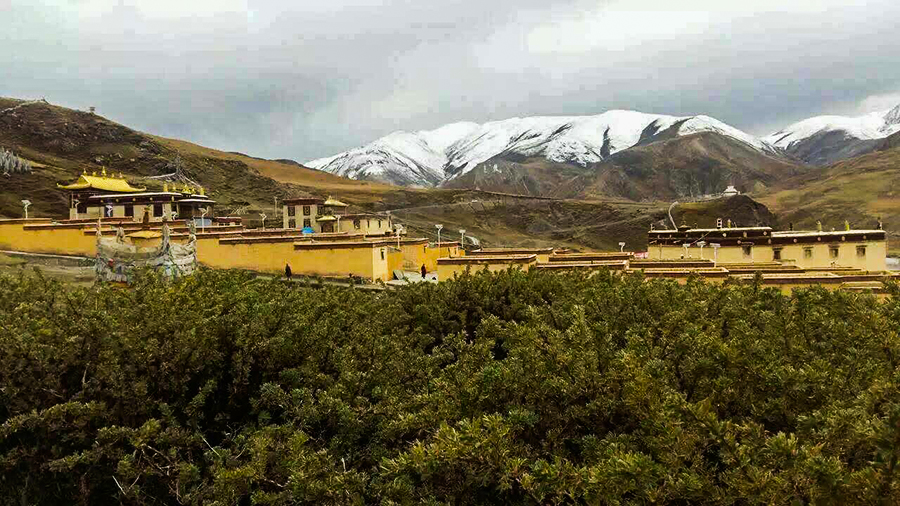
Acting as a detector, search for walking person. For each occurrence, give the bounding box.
[285,263,292,280]
[421,264,427,280]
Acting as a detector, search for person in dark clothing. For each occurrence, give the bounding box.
[421,264,427,280]
[285,263,292,279]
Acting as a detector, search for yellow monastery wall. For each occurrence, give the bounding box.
[398,241,429,271]
[656,240,887,272]
[196,237,389,282]
[0,223,100,256]
[387,247,404,274]
[197,239,295,273]
[422,244,461,272]
[292,244,387,281]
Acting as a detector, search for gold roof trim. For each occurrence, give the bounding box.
[323,196,348,207]
[316,215,338,222]
[58,173,146,193]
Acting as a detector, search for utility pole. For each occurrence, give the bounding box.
[435,224,443,247]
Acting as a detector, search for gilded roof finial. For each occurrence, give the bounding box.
[101,166,107,177]
[816,221,823,232]
[844,219,850,231]
[163,182,169,192]
[198,186,204,196]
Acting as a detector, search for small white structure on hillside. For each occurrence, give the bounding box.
[723,185,740,197]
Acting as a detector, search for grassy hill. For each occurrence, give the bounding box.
[0,97,397,219]
[759,130,900,250]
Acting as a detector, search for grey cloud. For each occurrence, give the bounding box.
[1,0,899,161]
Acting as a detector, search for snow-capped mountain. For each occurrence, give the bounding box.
[765,104,900,165]
[307,110,775,187]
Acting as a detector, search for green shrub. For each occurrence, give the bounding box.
[1,268,899,504]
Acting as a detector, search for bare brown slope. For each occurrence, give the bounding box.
[579,132,804,201]
[758,130,900,249]
[0,97,394,218]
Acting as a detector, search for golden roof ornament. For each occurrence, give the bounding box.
[101,166,107,177]
[163,182,169,192]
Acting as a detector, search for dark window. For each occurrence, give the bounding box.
[378,219,382,228]
[742,245,752,258]
[303,219,311,228]
[803,248,813,259]
[354,219,360,230]
[367,219,371,228]
[288,218,295,228]
[153,203,163,217]
[857,246,866,258]
[830,246,839,258]
[288,206,295,217]
[303,205,311,216]
[773,248,782,261]
[125,205,134,218]
[380,249,385,260]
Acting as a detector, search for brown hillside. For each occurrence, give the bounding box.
[579,132,804,201]
[759,130,900,250]
[0,97,393,218]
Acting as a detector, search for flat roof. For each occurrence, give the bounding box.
[438,254,537,264]
[651,226,772,233]
[472,247,555,253]
[771,230,884,237]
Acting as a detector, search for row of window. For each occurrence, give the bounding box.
[751,245,867,260]
[83,203,167,218]
[286,206,313,217]
[352,219,383,230]
[287,219,313,228]
[287,218,387,230]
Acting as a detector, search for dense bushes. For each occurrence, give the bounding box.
[1,268,899,504]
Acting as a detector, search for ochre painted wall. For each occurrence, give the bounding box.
[387,247,404,275]
[398,241,429,271]
[423,244,461,271]
[656,240,887,271]
[0,223,100,256]
[196,238,390,282]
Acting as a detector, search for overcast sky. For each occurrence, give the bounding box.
[3,0,900,162]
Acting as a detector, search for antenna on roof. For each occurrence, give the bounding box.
[21,199,31,219]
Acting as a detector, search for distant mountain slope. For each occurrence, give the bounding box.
[765,104,900,165]
[759,129,900,249]
[308,110,778,189]
[0,97,392,218]
[578,131,804,201]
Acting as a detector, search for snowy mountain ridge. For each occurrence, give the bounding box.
[765,104,900,149]
[307,110,776,187]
